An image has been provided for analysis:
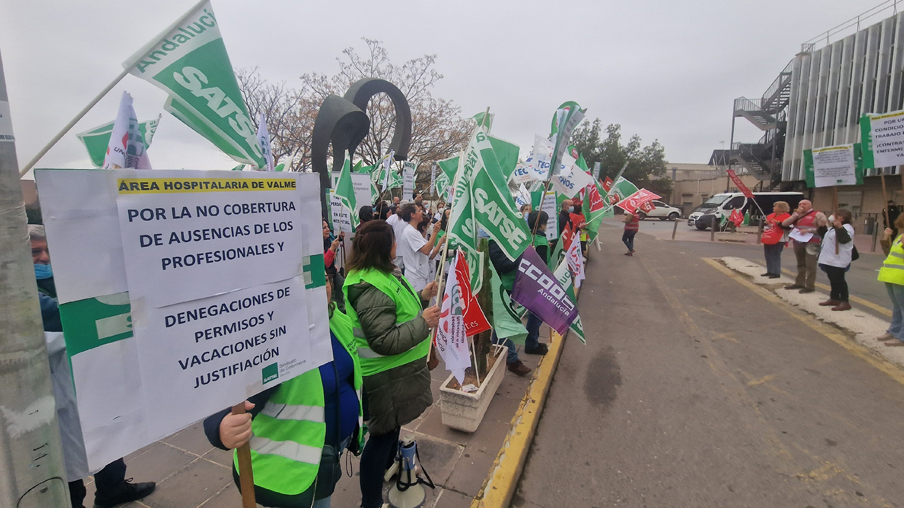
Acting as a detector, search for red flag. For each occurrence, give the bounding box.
[559,223,575,252]
[615,188,661,213]
[602,177,614,192]
[587,183,605,213]
[638,200,656,213]
[454,253,491,337]
[727,169,753,199]
[729,208,744,227]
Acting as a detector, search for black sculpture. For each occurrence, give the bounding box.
[311,78,413,218]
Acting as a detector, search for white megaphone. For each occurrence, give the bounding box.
[387,436,434,508]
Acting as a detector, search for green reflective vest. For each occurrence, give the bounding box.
[235,309,363,496]
[343,268,427,377]
[879,236,904,285]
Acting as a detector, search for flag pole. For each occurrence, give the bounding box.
[19,0,209,177]
[230,402,257,508]
[470,336,482,387]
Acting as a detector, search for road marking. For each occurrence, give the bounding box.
[705,258,904,387]
[747,374,775,386]
[777,267,892,317]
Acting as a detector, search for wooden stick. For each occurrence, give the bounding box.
[833,186,839,255]
[471,335,481,387]
[231,402,256,508]
[881,171,891,231]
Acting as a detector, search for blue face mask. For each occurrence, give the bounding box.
[34,263,53,280]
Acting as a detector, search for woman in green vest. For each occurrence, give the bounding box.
[879,214,904,347]
[204,274,365,507]
[529,210,550,264]
[342,220,440,508]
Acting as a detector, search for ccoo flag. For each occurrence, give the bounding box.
[123,1,265,168]
[511,247,578,335]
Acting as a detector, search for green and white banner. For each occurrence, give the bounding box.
[803,144,863,188]
[861,110,904,169]
[549,101,585,176]
[554,258,585,343]
[334,156,359,232]
[490,266,527,344]
[77,115,160,168]
[124,1,265,167]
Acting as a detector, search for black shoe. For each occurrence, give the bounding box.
[768,274,781,279]
[524,343,549,355]
[784,284,803,290]
[799,288,815,294]
[94,480,156,508]
[761,272,771,277]
[507,360,532,376]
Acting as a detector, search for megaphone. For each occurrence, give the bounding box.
[387,436,435,508]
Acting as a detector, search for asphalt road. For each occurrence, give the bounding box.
[514,225,904,508]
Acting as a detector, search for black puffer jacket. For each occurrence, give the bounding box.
[346,275,432,436]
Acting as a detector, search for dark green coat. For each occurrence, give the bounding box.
[346,278,432,436]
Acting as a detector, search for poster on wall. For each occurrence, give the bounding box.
[861,111,904,169]
[803,144,863,188]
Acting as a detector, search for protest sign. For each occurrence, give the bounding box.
[539,190,558,241]
[403,161,416,199]
[35,169,330,471]
[511,247,578,335]
[592,162,601,180]
[330,190,354,234]
[861,110,904,168]
[803,144,862,188]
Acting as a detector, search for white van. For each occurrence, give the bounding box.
[692,192,805,230]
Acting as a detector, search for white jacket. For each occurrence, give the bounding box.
[818,224,855,268]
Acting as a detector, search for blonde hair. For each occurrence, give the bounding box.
[773,201,790,213]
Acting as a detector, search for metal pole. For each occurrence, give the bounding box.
[727,111,736,193]
[710,216,716,242]
[0,50,72,508]
[671,218,678,240]
[872,221,879,253]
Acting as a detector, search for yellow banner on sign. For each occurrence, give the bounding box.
[117,178,297,194]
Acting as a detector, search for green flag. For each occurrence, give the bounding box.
[473,111,494,132]
[490,266,527,344]
[437,156,459,180]
[488,136,520,179]
[76,116,161,168]
[553,259,585,343]
[434,172,451,201]
[124,1,265,167]
[335,155,358,232]
[230,164,245,171]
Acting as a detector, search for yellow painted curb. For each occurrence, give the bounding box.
[470,299,574,507]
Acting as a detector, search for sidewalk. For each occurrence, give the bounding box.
[82,337,552,508]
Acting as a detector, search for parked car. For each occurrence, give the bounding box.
[638,201,682,221]
[692,191,805,230]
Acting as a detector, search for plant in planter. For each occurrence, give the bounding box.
[440,239,507,432]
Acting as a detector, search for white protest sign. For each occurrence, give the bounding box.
[115,170,304,308]
[862,110,904,168]
[35,169,331,471]
[540,190,558,241]
[403,161,416,200]
[330,189,354,234]
[351,172,372,211]
[811,145,857,187]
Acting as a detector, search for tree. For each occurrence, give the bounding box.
[237,39,471,182]
[572,119,671,197]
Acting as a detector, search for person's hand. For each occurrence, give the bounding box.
[422,305,440,328]
[833,218,843,228]
[339,231,345,240]
[330,238,341,252]
[219,401,254,449]
[886,228,895,237]
[422,281,438,300]
[439,235,448,245]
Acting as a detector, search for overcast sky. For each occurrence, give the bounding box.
[0,0,884,175]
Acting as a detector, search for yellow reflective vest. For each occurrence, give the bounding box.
[879,236,904,285]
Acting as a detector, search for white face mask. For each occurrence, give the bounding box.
[523,212,530,219]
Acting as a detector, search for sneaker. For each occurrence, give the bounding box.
[94,480,155,508]
[524,343,549,355]
[831,302,852,311]
[784,284,803,290]
[799,288,815,294]
[507,360,532,376]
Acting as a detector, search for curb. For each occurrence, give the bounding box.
[470,300,574,507]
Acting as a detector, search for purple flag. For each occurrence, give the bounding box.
[511,247,578,335]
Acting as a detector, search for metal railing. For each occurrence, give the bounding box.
[801,1,898,52]
[733,97,763,113]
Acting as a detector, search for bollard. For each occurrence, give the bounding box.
[671,218,678,240]
[710,216,716,242]
[872,224,879,253]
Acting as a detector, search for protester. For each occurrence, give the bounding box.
[374,201,392,221]
[530,210,551,264]
[392,196,401,206]
[520,203,532,220]
[359,205,374,224]
[558,199,574,237]
[414,192,423,207]
[342,220,440,508]
[622,208,639,256]
[488,236,540,376]
[323,220,345,311]
[879,214,904,347]
[396,203,445,291]
[571,198,588,256]
[782,199,827,293]
[432,201,446,223]
[385,205,409,270]
[817,209,855,311]
[29,225,156,508]
[760,201,791,279]
[883,199,900,239]
[204,273,363,507]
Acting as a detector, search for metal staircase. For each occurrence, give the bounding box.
[729,60,793,187]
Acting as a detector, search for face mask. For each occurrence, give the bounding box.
[570,206,578,213]
[523,212,530,220]
[34,263,53,280]
[438,207,444,213]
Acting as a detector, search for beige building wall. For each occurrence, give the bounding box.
[811,176,904,233]
[666,163,760,213]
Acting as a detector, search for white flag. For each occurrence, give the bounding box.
[566,234,585,288]
[103,91,151,170]
[380,151,395,193]
[435,251,472,383]
[256,114,274,171]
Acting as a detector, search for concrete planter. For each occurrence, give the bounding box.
[439,345,507,432]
